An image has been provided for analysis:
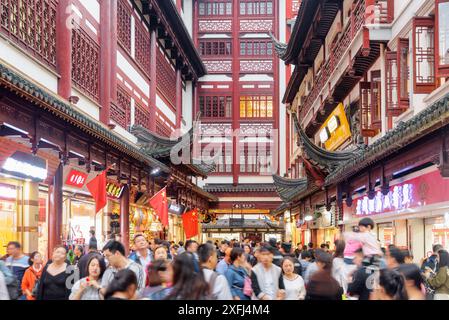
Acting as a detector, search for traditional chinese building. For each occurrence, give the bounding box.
[273,0,449,258]
[0,0,214,256]
[186,0,293,242]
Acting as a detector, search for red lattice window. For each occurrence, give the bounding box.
[436,0,449,76]
[413,17,437,94]
[386,50,408,117]
[198,0,232,16]
[239,96,273,118]
[240,39,273,56]
[72,27,100,101]
[156,49,176,107]
[199,95,232,118]
[239,0,273,16]
[359,72,381,138]
[199,40,232,56]
[111,86,131,128]
[135,21,150,75]
[239,146,273,173]
[201,144,232,173]
[156,119,172,137]
[134,102,151,131]
[117,0,131,52]
[0,0,57,68]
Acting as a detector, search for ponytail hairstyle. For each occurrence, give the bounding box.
[379,269,408,300]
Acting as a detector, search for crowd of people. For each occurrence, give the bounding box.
[1,217,449,300]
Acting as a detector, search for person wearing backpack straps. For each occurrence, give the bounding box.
[225,247,252,300]
[21,251,44,300]
[424,249,449,300]
[198,243,232,300]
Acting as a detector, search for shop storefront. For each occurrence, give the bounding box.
[0,148,49,256]
[344,166,449,263]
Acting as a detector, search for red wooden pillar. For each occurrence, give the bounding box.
[48,163,63,257]
[120,184,130,254]
[176,67,182,129]
[110,0,118,112]
[56,0,73,99]
[231,0,240,186]
[176,0,182,12]
[149,28,157,132]
[273,0,280,175]
[99,0,113,124]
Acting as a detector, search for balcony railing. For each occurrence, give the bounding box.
[299,0,393,121]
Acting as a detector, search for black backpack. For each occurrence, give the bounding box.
[6,276,20,300]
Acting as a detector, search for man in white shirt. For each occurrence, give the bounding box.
[198,243,232,300]
[101,241,145,297]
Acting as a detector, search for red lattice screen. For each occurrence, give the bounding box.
[112,86,131,128]
[72,26,100,102]
[156,49,176,107]
[156,119,171,137]
[117,0,131,52]
[134,102,151,131]
[135,20,150,75]
[0,0,57,68]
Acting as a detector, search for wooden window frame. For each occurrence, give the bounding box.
[413,17,437,93]
[386,50,409,117]
[198,0,232,17]
[435,0,449,76]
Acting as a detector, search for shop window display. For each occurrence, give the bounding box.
[0,183,20,256]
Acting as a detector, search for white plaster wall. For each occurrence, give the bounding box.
[183,82,194,132]
[71,87,100,120]
[0,38,58,93]
[117,50,150,97]
[156,94,176,124]
[239,176,274,184]
[199,75,233,82]
[78,0,100,23]
[183,0,194,36]
[278,0,287,176]
[110,121,138,144]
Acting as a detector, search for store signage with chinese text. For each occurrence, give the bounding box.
[107,182,124,199]
[65,169,88,188]
[319,103,351,151]
[347,170,449,216]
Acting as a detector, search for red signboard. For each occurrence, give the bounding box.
[345,169,449,217]
[65,169,88,188]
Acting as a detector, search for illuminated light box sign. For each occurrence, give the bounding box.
[2,151,47,181]
[347,169,449,216]
[107,182,124,198]
[356,184,413,216]
[319,103,351,151]
[65,169,88,188]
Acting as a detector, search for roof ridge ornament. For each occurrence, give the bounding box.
[268,31,288,59]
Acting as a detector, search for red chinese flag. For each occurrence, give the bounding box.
[182,208,199,239]
[86,170,107,213]
[149,187,169,227]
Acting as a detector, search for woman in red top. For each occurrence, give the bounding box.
[21,251,44,300]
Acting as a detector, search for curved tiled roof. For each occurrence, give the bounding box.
[326,93,449,185]
[292,112,365,173]
[272,174,308,203]
[0,61,169,173]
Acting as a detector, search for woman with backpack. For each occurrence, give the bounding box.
[21,251,44,300]
[225,247,252,300]
[424,249,449,300]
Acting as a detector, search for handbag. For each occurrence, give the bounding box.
[243,276,253,297]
